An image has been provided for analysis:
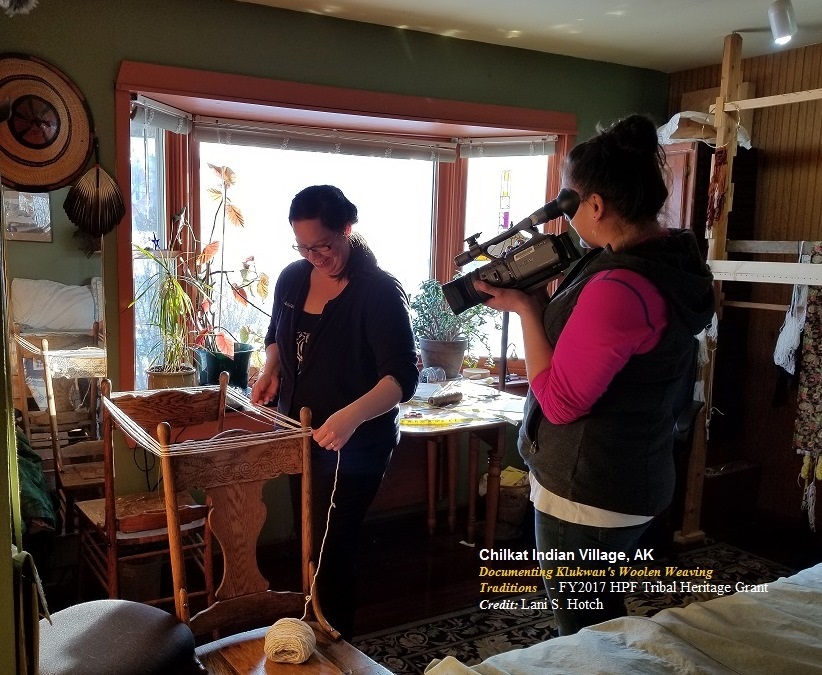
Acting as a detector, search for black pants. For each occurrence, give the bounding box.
[291,445,391,640]
[535,510,652,636]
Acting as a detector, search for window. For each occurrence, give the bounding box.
[130,122,166,390]
[462,155,550,363]
[196,142,434,349]
[116,62,575,388]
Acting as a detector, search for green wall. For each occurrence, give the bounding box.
[0,0,669,391]
[0,1,669,660]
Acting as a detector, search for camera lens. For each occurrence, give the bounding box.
[442,272,490,315]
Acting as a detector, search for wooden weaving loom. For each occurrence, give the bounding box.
[676,32,822,543]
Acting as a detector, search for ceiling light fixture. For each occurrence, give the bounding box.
[769,0,797,45]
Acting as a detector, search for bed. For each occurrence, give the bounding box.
[425,563,822,675]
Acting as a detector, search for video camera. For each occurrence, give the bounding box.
[443,189,583,315]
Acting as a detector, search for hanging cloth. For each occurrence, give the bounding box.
[774,242,811,376]
[791,243,822,530]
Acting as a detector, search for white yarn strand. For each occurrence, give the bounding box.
[100,395,309,458]
[264,449,342,664]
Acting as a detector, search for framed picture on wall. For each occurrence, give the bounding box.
[3,190,52,242]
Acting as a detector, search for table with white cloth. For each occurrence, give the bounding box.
[400,380,525,547]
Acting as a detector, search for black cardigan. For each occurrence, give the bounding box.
[265,259,419,452]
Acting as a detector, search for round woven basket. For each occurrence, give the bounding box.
[0,53,94,191]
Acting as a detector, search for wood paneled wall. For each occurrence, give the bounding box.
[669,42,822,523]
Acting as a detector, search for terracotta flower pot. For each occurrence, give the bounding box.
[418,338,468,379]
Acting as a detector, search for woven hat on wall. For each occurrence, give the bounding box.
[0,53,94,191]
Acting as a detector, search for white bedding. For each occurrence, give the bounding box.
[11,277,103,331]
[426,563,822,675]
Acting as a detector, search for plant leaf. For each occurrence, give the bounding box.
[226,203,244,227]
[257,273,270,299]
[215,331,235,358]
[194,329,209,347]
[231,283,249,306]
[206,186,223,202]
[197,240,220,266]
[221,166,237,186]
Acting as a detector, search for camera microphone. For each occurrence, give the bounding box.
[514,188,580,230]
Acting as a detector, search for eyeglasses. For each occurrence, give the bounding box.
[292,235,338,256]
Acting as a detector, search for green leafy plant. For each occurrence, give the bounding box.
[131,245,197,373]
[409,277,498,360]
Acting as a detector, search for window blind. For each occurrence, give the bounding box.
[130,95,193,135]
[457,135,557,158]
[194,117,458,162]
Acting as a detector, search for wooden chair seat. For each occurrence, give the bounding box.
[77,493,206,543]
[58,460,105,489]
[29,409,95,427]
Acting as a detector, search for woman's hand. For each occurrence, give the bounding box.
[474,280,538,315]
[313,408,359,452]
[250,371,279,406]
[312,375,403,452]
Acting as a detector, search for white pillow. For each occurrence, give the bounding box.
[11,277,96,331]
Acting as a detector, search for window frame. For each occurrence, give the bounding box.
[115,62,576,389]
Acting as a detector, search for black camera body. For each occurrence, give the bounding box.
[443,230,581,314]
[443,189,583,315]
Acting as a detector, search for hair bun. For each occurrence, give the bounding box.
[607,114,659,155]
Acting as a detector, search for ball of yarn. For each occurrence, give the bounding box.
[264,617,316,664]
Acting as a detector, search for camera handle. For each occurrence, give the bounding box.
[455,221,540,267]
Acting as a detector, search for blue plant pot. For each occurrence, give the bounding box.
[194,343,254,389]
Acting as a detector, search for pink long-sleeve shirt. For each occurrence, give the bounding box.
[531,268,669,424]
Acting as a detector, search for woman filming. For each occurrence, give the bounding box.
[251,185,419,639]
[474,114,715,635]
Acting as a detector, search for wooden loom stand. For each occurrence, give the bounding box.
[675,33,822,544]
[674,33,743,544]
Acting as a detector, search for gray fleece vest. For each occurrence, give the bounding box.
[519,247,701,517]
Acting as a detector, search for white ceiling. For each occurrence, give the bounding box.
[235,0,822,72]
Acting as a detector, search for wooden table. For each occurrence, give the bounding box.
[198,623,391,674]
[399,381,524,547]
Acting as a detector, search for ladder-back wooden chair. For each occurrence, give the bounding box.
[160,405,382,673]
[14,325,106,533]
[75,374,228,606]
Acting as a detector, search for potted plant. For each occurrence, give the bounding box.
[409,277,498,379]
[131,245,199,389]
[182,165,271,389]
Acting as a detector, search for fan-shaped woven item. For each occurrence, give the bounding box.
[63,140,125,236]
